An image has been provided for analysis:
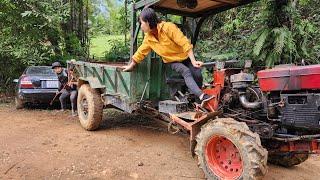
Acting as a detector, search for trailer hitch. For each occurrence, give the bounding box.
[170,110,222,155]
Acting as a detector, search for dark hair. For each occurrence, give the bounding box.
[140,8,160,29]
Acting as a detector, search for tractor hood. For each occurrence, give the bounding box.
[257,64,320,92]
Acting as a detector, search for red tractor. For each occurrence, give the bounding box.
[72,57,320,179]
[170,61,320,179]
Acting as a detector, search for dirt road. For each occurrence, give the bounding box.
[0,103,319,180]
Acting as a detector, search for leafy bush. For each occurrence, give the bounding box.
[104,39,130,61]
[65,32,87,56]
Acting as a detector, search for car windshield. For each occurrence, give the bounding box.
[26,66,55,75]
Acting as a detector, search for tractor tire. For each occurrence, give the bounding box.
[15,97,24,109]
[268,153,309,167]
[195,118,268,180]
[77,84,103,131]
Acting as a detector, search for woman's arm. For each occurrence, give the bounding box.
[122,37,151,72]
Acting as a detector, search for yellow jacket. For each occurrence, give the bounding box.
[132,21,193,63]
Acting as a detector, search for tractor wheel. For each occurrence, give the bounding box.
[77,84,103,131]
[15,97,24,109]
[195,118,268,180]
[268,153,309,167]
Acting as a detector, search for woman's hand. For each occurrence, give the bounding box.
[192,60,203,68]
[188,49,203,68]
[122,60,137,72]
[122,65,134,72]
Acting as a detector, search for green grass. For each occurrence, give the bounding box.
[89,35,125,59]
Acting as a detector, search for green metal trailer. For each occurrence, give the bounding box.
[72,58,172,113]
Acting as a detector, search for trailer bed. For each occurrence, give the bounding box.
[70,59,173,112]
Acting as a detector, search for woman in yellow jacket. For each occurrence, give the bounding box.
[123,8,213,106]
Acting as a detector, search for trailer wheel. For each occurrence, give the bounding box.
[77,84,103,131]
[268,153,309,167]
[15,97,24,109]
[195,118,268,180]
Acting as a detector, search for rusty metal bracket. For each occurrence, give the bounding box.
[170,110,222,155]
[170,110,222,141]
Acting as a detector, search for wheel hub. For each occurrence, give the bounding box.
[80,97,89,119]
[206,136,243,179]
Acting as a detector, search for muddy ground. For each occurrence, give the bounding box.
[0,103,319,180]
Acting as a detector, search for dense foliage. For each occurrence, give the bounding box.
[196,0,319,67]
[0,0,88,92]
[104,39,130,61]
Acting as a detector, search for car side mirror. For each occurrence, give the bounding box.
[13,79,19,83]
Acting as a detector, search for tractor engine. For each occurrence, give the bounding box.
[225,64,320,135]
[257,64,320,132]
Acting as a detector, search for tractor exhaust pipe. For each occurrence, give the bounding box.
[239,94,262,109]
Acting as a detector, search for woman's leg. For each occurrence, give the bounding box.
[183,59,203,88]
[170,60,214,107]
[169,62,203,97]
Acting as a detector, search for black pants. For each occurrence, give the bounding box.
[168,59,203,97]
[59,89,77,111]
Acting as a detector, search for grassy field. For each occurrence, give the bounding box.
[89,35,124,59]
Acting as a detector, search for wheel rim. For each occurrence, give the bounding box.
[206,136,243,179]
[80,97,89,119]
